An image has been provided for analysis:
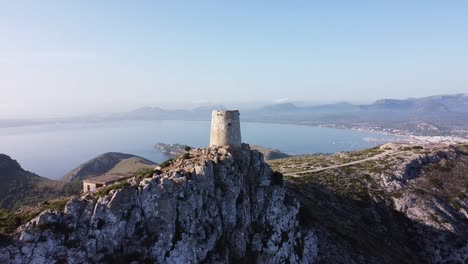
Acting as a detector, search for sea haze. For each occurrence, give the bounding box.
[0,120,406,179]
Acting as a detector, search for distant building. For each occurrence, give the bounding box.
[82,174,130,192]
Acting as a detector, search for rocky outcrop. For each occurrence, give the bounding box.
[155,143,290,161]
[379,148,459,191]
[0,154,22,171]
[0,145,317,263]
[390,148,468,263]
[276,144,468,263]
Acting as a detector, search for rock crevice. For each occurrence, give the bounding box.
[0,144,317,264]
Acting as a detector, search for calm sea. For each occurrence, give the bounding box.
[0,120,405,179]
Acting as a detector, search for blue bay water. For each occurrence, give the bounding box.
[0,120,405,179]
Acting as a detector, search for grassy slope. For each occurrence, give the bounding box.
[269,143,468,263]
[107,157,156,175]
[62,152,156,181]
[0,169,81,210]
[0,197,71,235]
[0,154,81,210]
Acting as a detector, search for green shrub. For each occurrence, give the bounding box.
[342,166,356,174]
[429,178,443,189]
[133,167,154,179]
[181,153,190,160]
[0,197,73,235]
[43,198,69,212]
[0,209,17,234]
[95,181,130,197]
[184,146,191,151]
[0,208,43,234]
[413,188,426,195]
[429,214,440,224]
[450,200,461,210]
[160,158,174,168]
[132,168,155,184]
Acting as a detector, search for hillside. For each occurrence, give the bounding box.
[1,143,467,263]
[0,145,316,263]
[62,152,157,181]
[269,143,468,263]
[0,154,81,210]
[250,145,290,160]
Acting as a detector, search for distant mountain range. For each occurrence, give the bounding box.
[1,94,467,137]
[359,94,468,113]
[252,93,467,114]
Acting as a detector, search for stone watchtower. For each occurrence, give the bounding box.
[210,110,242,149]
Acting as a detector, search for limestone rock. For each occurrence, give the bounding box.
[0,144,317,263]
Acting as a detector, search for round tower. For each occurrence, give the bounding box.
[210,110,242,149]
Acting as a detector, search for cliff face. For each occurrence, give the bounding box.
[0,145,317,263]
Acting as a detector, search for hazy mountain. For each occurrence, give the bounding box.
[303,102,359,113]
[62,152,157,182]
[0,154,81,209]
[361,93,468,113]
[261,102,298,111]
[191,105,227,112]
[1,93,467,137]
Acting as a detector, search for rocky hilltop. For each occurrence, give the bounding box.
[0,145,317,263]
[155,143,290,160]
[271,143,468,263]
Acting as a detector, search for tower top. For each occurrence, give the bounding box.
[209,110,242,149]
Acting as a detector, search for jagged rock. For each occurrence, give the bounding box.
[379,148,458,191]
[0,144,317,263]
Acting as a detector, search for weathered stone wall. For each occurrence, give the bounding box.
[210,110,242,149]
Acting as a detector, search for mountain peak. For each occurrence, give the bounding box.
[262,102,298,111]
[62,152,156,182]
[0,154,21,171]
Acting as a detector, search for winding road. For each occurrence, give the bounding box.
[284,150,393,177]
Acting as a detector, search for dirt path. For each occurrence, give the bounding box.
[284,150,393,177]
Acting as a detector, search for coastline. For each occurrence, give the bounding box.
[246,120,468,145]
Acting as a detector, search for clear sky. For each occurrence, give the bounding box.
[1,1,467,118]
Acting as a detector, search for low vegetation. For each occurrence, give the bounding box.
[133,167,154,183]
[159,158,174,168]
[0,197,71,235]
[278,143,468,262]
[268,147,386,174]
[95,181,130,197]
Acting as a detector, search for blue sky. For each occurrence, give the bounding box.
[0,1,467,117]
